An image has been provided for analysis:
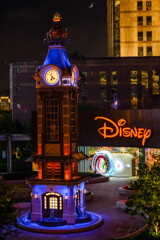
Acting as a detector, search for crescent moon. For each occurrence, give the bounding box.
[89,3,93,8]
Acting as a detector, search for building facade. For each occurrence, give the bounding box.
[107,0,160,57]
[9,56,160,175]
[9,61,38,123]
[10,56,160,125]
[8,1,160,176]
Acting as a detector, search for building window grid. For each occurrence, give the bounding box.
[54,164,61,177]
[137,1,143,10]
[114,0,120,57]
[152,70,160,95]
[100,71,107,85]
[146,16,152,26]
[70,92,77,140]
[147,31,152,41]
[147,46,152,56]
[111,71,118,109]
[44,196,47,209]
[46,163,53,176]
[146,1,152,10]
[137,16,143,26]
[138,47,143,56]
[44,194,62,210]
[131,71,138,109]
[46,99,59,142]
[138,31,143,41]
[49,197,58,209]
[99,71,107,108]
[141,71,149,94]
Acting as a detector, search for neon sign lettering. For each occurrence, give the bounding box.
[95,117,151,146]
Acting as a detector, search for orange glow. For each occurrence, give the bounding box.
[64,164,71,181]
[53,12,62,22]
[95,117,151,146]
[38,148,42,155]
[63,145,70,155]
[38,162,42,179]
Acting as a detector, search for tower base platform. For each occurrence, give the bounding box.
[17,211,103,234]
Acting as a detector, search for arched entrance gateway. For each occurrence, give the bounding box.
[42,192,63,218]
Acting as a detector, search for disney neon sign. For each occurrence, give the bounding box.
[95,117,151,146]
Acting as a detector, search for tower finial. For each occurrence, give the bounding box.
[44,12,69,45]
[53,12,62,22]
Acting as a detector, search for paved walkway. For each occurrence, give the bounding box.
[6,177,146,240]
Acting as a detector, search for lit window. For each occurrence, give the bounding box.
[138,31,143,41]
[99,72,107,108]
[137,1,143,10]
[146,1,152,10]
[131,71,138,109]
[141,71,148,93]
[147,46,152,56]
[49,197,58,209]
[99,71,107,85]
[45,98,59,141]
[152,70,159,95]
[138,47,143,56]
[147,31,152,41]
[111,71,118,109]
[137,16,143,26]
[146,16,152,26]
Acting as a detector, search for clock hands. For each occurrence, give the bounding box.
[51,76,55,81]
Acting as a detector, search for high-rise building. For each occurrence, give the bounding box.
[107,0,160,57]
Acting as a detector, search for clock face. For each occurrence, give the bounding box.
[45,69,59,85]
[71,70,76,84]
[71,66,79,85]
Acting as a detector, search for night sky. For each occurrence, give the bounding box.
[0,0,107,92]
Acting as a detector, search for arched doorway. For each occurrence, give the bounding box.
[42,192,63,218]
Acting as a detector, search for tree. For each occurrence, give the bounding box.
[0,181,17,239]
[125,161,160,239]
[0,110,23,134]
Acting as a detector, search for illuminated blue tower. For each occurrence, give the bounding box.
[27,13,91,225]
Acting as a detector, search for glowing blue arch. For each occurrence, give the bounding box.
[92,150,114,176]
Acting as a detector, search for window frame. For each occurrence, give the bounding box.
[138,31,143,41]
[137,1,143,10]
[146,16,152,26]
[137,16,143,26]
[146,1,152,10]
[146,31,152,41]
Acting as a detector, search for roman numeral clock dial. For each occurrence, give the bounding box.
[45,69,59,85]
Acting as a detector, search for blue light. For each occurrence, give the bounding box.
[41,45,71,71]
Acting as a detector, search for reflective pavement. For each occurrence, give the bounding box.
[6,177,146,240]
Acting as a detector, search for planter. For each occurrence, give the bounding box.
[118,185,136,195]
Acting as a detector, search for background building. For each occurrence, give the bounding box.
[107,0,160,57]
[8,1,160,176]
[10,56,160,125]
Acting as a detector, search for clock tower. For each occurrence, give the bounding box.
[27,13,91,226]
